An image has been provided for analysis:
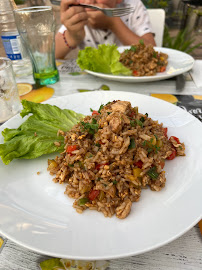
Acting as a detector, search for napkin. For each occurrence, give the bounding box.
[190,60,202,88]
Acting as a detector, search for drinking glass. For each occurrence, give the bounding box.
[14,6,59,86]
[0,57,21,124]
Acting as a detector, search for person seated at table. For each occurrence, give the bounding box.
[55,0,156,59]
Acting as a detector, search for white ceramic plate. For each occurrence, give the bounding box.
[85,47,194,82]
[0,91,202,260]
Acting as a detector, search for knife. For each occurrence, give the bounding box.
[176,74,186,92]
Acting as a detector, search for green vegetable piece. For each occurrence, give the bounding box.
[113,180,117,185]
[139,39,144,45]
[140,116,145,123]
[0,100,84,165]
[130,120,135,127]
[78,89,91,92]
[95,143,101,147]
[100,84,110,90]
[129,138,136,149]
[98,104,104,114]
[81,119,99,135]
[136,119,143,127]
[77,44,132,75]
[130,45,137,52]
[78,198,89,206]
[69,72,81,75]
[147,166,159,180]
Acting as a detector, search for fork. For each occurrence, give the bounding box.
[69,4,135,17]
[50,1,135,17]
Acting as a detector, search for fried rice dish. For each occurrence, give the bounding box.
[48,101,185,219]
[119,42,168,76]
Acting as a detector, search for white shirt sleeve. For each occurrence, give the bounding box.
[128,0,153,37]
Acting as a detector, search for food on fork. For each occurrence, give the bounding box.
[48,100,185,219]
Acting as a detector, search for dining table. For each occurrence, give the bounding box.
[0,58,202,270]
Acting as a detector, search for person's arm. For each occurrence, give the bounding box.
[87,7,156,46]
[55,0,89,59]
[55,31,77,59]
[110,17,156,46]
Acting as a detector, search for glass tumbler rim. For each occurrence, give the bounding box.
[14,6,52,14]
[0,57,12,71]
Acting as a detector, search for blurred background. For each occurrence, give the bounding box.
[0,0,201,59]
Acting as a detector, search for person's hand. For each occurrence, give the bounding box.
[60,0,89,47]
[86,3,115,30]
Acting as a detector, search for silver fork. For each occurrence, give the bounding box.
[69,4,135,17]
[50,1,135,17]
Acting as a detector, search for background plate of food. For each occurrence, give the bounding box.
[0,91,201,260]
[78,44,194,83]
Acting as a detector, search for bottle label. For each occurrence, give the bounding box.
[1,35,22,60]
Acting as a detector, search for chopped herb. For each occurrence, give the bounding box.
[97,177,102,181]
[129,138,136,149]
[145,113,148,117]
[142,140,147,146]
[95,143,101,147]
[147,148,153,153]
[130,45,137,52]
[81,119,99,135]
[68,163,74,167]
[92,118,97,124]
[103,183,107,187]
[129,60,133,64]
[136,119,143,127]
[153,51,157,58]
[130,120,135,127]
[78,161,84,168]
[140,116,145,122]
[113,180,117,185]
[107,112,111,115]
[154,134,158,140]
[139,39,144,45]
[147,166,159,180]
[98,104,104,114]
[154,145,160,153]
[78,198,89,206]
[90,108,94,112]
[105,101,111,106]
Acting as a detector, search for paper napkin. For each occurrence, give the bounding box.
[190,60,202,88]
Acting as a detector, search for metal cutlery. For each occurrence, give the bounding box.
[50,1,135,17]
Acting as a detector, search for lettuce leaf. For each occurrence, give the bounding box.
[0,100,84,165]
[77,44,132,75]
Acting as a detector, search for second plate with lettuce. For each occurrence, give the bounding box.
[77,45,194,83]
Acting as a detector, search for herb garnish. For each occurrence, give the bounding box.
[130,45,137,52]
[129,138,136,149]
[81,118,99,135]
[147,166,159,179]
[98,104,104,114]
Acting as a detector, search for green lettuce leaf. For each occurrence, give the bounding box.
[0,100,84,165]
[77,44,132,75]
